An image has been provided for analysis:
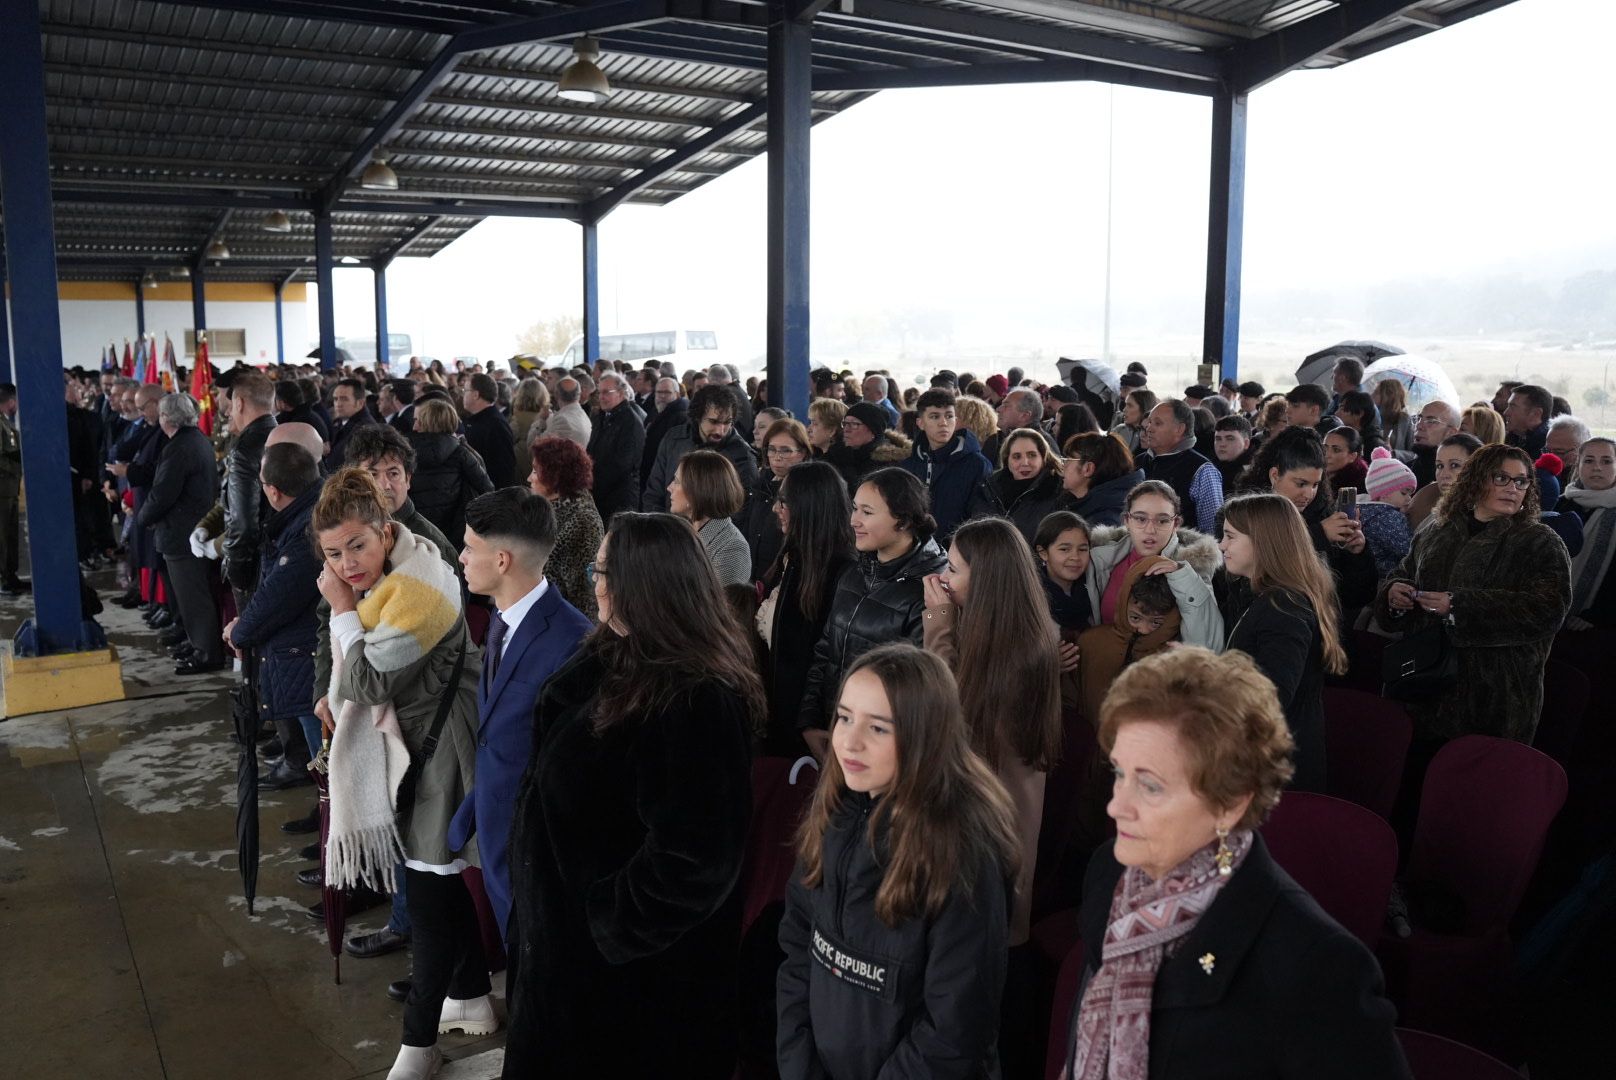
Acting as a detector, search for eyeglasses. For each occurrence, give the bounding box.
[766,445,803,457]
[1415,415,1450,426]
[584,564,608,584]
[1489,473,1531,490]
[840,419,866,431]
[1125,512,1177,529]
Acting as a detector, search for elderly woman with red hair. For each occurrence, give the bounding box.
[528,435,603,619]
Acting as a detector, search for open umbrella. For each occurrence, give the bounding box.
[305,346,358,368]
[230,649,260,914]
[308,741,344,984]
[1359,355,1462,414]
[1057,357,1121,403]
[1296,341,1404,387]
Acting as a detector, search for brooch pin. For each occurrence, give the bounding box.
[1198,953,1216,975]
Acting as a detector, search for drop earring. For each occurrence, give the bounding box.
[1214,826,1234,877]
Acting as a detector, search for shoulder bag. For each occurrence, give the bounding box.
[395,638,468,822]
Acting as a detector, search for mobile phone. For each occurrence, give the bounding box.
[1336,487,1358,520]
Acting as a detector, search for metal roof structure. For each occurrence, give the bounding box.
[8,0,1521,284]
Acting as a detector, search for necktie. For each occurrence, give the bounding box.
[485,612,508,687]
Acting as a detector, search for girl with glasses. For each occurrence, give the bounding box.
[1375,443,1571,748]
[739,417,811,581]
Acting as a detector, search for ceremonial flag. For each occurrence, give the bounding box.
[133,339,147,384]
[192,331,214,435]
[163,334,177,392]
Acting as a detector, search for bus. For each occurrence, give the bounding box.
[558,329,719,369]
[339,333,413,366]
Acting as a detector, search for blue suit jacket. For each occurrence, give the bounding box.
[448,584,591,941]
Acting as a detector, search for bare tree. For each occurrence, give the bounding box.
[516,314,584,358]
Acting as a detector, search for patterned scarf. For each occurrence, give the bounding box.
[1067,831,1253,1080]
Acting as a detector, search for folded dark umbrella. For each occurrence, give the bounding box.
[310,740,344,984]
[230,650,260,915]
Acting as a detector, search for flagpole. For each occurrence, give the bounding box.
[1101,85,1115,367]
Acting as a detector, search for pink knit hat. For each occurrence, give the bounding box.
[1365,446,1417,501]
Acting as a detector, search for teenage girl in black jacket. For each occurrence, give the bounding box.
[778,644,1020,1080]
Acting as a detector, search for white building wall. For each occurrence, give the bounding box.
[57,298,307,368]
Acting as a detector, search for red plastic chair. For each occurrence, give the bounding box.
[1397,1028,1522,1079]
[739,755,819,937]
[1379,736,1567,1058]
[1261,792,1398,948]
[1043,936,1086,1080]
[1323,687,1412,820]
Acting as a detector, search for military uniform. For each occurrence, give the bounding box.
[0,410,23,588]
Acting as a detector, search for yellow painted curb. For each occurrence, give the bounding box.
[0,642,126,719]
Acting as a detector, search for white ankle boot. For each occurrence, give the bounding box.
[438,993,499,1036]
[386,1044,442,1080]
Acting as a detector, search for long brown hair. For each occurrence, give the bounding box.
[944,518,1062,772]
[1221,494,1347,674]
[796,644,1020,926]
[768,460,855,621]
[591,512,766,735]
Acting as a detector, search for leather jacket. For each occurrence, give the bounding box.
[222,413,276,590]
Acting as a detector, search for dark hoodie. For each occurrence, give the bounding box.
[1075,554,1181,723]
[899,429,992,541]
[776,791,1012,1080]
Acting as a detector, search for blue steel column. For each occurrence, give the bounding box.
[192,260,208,338]
[581,221,600,365]
[0,0,94,652]
[1202,90,1247,382]
[374,264,391,373]
[135,279,146,338]
[0,279,12,383]
[766,3,811,419]
[274,278,287,365]
[315,211,338,371]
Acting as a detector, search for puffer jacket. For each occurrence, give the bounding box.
[975,467,1066,544]
[798,537,947,731]
[776,791,1012,1080]
[899,429,991,541]
[221,413,276,590]
[229,486,320,721]
[1083,524,1223,649]
[408,431,494,550]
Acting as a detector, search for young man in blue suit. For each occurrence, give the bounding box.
[450,489,591,962]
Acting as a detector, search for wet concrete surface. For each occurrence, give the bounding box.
[0,554,505,1079]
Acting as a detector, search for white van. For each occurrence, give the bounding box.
[558,329,719,369]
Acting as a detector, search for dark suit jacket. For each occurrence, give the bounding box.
[447,582,591,940]
[387,403,416,436]
[463,406,517,488]
[1069,837,1410,1080]
[323,410,375,471]
[138,426,219,556]
[586,400,646,521]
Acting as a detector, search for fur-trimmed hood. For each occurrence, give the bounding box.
[1089,523,1222,584]
[869,430,913,464]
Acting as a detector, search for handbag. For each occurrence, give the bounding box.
[1381,622,1456,701]
[394,639,468,822]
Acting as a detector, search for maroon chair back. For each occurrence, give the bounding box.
[1043,936,1086,1080]
[1261,792,1398,948]
[1532,658,1589,768]
[1339,627,1393,691]
[1397,1027,1522,1079]
[739,755,819,937]
[1409,735,1567,937]
[1323,688,1412,820]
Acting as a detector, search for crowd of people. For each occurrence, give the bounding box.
[13,347,1615,1079]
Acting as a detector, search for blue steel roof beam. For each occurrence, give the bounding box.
[1223,1,1430,93]
[584,100,765,221]
[424,90,722,127]
[645,20,911,68]
[335,197,581,220]
[377,215,447,265]
[53,189,316,212]
[400,118,693,153]
[819,0,1222,80]
[193,210,236,270]
[149,1,493,34]
[451,59,755,103]
[813,55,1216,96]
[1330,0,1522,64]
[318,0,674,211]
[48,96,378,132]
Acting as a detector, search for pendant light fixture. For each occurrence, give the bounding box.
[264,210,292,233]
[207,239,231,260]
[361,150,400,191]
[558,36,610,103]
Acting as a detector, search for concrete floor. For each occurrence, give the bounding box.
[0,555,506,1079]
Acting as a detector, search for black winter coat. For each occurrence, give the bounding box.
[777,791,1012,1080]
[1066,837,1409,1080]
[585,399,646,520]
[407,432,493,550]
[463,406,517,489]
[764,553,854,757]
[222,413,276,590]
[137,425,218,556]
[740,472,786,582]
[642,398,689,486]
[1060,469,1145,529]
[898,430,991,541]
[798,538,947,732]
[229,487,320,721]
[504,645,753,1079]
[643,420,759,512]
[975,467,1066,544]
[283,403,329,445]
[1222,586,1327,792]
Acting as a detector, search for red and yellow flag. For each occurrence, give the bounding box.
[191,332,214,435]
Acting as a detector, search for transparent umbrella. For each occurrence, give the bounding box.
[1359,355,1462,414]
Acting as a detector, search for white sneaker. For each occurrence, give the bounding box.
[385,1044,442,1080]
[438,993,499,1036]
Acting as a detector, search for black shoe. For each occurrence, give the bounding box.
[3,577,30,593]
[306,886,388,922]
[346,927,410,959]
[261,737,284,760]
[170,643,195,660]
[259,759,312,790]
[0,582,22,598]
[150,610,174,629]
[281,806,321,835]
[299,842,320,860]
[297,867,324,888]
[159,628,187,647]
[387,978,412,1003]
[115,590,141,607]
[175,658,226,676]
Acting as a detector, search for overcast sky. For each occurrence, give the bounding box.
[314,0,1612,373]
